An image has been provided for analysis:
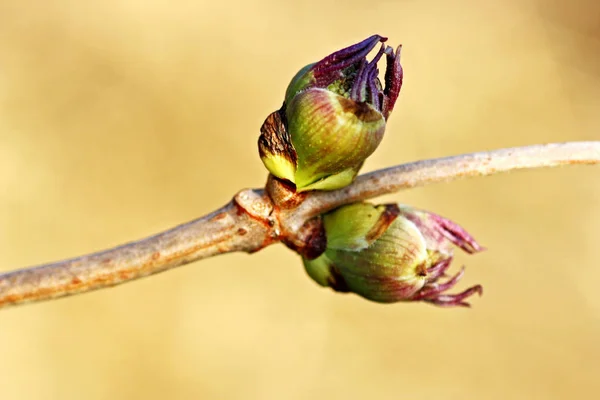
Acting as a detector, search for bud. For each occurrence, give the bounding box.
[302,203,484,307]
[258,35,403,191]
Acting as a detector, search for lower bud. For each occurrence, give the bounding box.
[302,203,484,307]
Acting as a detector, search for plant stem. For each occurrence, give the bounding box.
[0,190,275,308]
[293,141,600,223]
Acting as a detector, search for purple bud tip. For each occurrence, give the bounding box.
[431,214,485,254]
[312,35,387,88]
[297,35,403,118]
[350,43,386,108]
[411,264,484,307]
[382,45,403,119]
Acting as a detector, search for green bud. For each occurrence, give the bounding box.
[258,35,403,192]
[303,203,484,307]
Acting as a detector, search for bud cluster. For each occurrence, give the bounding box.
[257,36,483,307]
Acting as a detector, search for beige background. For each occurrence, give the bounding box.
[1,0,599,399]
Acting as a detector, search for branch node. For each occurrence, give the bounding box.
[233,188,274,224]
[282,216,327,260]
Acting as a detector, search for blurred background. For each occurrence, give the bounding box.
[0,0,599,399]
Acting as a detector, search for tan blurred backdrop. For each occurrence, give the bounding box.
[0,0,599,399]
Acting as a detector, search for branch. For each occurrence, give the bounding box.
[1,141,598,309]
[0,189,275,308]
[290,141,600,225]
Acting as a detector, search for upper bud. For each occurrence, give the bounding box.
[258,35,403,192]
[302,203,484,307]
